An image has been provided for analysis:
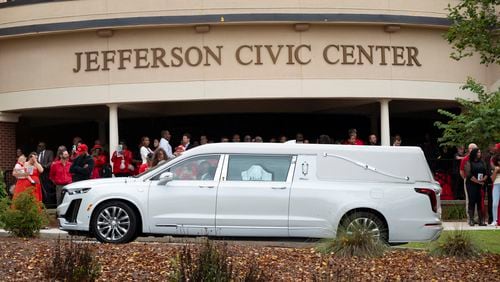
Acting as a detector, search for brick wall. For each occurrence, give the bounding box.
[0,122,16,172]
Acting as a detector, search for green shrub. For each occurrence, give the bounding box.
[43,237,101,282]
[170,239,268,282]
[0,188,48,237]
[171,239,233,282]
[0,171,7,199]
[317,225,387,258]
[430,230,481,258]
[441,205,467,220]
[0,196,6,229]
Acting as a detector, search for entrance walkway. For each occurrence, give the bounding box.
[442,221,499,231]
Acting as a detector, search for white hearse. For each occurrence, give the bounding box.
[57,143,443,244]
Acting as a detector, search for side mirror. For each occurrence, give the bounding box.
[158,171,174,185]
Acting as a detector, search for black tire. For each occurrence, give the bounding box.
[91,201,138,243]
[340,211,388,243]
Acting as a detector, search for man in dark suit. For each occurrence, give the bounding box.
[37,142,55,205]
[174,133,196,157]
[37,142,54,168]
[182,133,195,151]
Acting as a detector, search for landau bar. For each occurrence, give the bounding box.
[72,44,421,72]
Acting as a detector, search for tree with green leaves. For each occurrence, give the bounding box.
[435,78,500,149]
[445,0,500,65]
[436,0,499,149]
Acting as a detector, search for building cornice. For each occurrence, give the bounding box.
[0,13,451,38]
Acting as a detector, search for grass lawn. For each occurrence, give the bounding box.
[401,230,500,254]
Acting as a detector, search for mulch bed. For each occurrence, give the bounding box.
[0,237,498,281]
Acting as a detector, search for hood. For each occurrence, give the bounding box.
[64,177,131,189]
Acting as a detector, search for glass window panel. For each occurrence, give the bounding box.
[227,155,292,182]
[167,155,220,181]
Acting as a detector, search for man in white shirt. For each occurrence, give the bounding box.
[159,130,175,159]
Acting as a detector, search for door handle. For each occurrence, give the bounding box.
[271,186,287,190]
[199,185,215,189]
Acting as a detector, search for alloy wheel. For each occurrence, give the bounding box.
[96,206,131,241]
[346,217,381,239]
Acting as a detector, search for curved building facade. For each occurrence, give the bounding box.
[0,0,498,170]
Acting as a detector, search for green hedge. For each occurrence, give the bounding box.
[0,171,7,199]
[441,204,467,220]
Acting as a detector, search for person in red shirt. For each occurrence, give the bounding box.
[344,129,364,145]
[70,136,83,161]
[459,143,478,222]
[111,141,134,177]
[459,143,478,178]
[49,149,72,206]
[138,153,154,174]
[91,144,107,179]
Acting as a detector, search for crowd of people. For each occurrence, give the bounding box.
[9,129,500,227]
[456,143,500,227]
[9,128,383,205]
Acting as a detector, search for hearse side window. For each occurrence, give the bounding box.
[169,155,220,181]
[227,155,292,182]
[151,155,220,181]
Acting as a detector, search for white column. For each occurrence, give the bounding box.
[107,104,119,162]
[380,99,391,146]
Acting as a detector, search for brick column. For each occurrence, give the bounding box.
[0,113,20,172]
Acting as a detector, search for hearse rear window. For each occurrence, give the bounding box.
[227,155,292,182]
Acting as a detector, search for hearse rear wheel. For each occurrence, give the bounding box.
[91,201,138,244]
[341,212,388,243]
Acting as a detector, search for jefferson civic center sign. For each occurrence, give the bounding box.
[72,44,421,73]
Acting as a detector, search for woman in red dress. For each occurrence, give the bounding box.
[12,152,43,202]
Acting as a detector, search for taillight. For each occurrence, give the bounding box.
[415,188,437,213]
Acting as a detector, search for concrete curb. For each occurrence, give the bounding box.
[0,228,320,248]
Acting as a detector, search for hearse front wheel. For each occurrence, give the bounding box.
[340,212,388,243]
[91,201,138,243]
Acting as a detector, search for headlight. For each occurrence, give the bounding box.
[62,188,92,195]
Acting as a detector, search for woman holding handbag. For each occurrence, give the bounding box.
[465,148,489,226]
